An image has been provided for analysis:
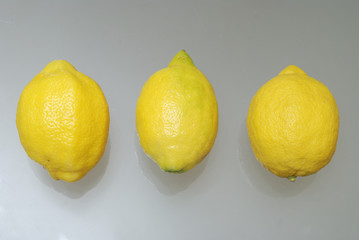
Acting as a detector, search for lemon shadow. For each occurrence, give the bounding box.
[238,119,315,198]
[134,131,207,196]
[28,139,111,199]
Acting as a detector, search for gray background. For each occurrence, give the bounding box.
[1,0,358,239]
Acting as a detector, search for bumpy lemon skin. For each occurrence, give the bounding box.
[136,51,218,173]
[247,65,339,179]
[16,60,109,182]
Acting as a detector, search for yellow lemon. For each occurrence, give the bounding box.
[16,60,109,182]
[136,50,218,173]
[247,65,339,181]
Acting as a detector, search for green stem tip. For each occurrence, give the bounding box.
[288,176,297,182]
[168,50,195,67]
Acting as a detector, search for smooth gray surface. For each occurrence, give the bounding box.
[1,1,359,239]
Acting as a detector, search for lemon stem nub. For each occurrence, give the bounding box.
[288,176,296,182]
[168,50,195,67]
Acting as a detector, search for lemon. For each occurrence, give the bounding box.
[247,65,339,181]
[136,50,218,173]
[16,60,110,182]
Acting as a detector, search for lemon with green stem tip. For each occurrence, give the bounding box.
[247,65,339,181]
[136,50,218,173]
